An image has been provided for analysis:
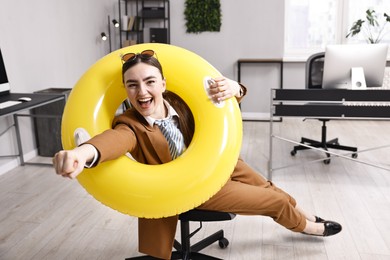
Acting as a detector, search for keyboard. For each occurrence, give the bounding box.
[0,100,22,109]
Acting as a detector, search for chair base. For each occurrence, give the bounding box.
[171,228,228,260]
[125,229,227,260]
[291,120,358,164]
[171,251,222,260]
[125,210,234,260]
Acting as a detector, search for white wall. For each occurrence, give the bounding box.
[0,0,118,92]
[171,0,285,78]
[0,0,118,173]
[0,0,293,174]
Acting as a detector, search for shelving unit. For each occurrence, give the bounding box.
[118,0,170,47]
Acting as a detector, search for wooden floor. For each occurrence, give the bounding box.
[1,118,390,259]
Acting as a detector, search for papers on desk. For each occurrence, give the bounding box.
[0,100,22,109]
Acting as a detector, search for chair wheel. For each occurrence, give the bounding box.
[290,150,297,156]
[323,159,331,164]
[218,238,229,249]
[352,153,358,158]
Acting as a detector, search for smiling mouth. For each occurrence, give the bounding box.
[138,97,153,108]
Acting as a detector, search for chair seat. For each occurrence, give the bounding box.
[179,209,236,222]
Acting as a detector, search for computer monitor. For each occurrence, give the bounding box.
[0,48,11,95]
[322,43,388,89]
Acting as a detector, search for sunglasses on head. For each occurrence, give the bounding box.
[121,49,156,63]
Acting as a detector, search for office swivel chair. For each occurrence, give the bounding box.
[290,52,358,164]
[122,99,235,259]
[126,209,236,260]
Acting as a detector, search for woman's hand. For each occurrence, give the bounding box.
[208,76,242,103]
[53,144,95,179]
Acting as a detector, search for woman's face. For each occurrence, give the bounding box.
[123,62,166,119]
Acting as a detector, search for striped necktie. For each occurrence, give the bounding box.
[154,117,185,159]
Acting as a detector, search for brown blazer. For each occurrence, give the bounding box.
[86,90,247,259]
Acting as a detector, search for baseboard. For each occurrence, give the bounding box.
[242,112,279,121]
[0,158,19,176]
[0,149,38,176]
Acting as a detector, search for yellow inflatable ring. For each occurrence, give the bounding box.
[61,43,242,218]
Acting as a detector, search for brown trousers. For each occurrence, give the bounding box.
[198,160,306,232]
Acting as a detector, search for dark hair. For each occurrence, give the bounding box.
[163,91,195,147]
[122,55,164,82]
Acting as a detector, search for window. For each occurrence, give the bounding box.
[285,0,390,57]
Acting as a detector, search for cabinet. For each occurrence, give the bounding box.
[32,88,71,157]
[118,0,170,47]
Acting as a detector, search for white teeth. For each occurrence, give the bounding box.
[138,98,151,103]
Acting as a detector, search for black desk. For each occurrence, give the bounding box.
[268,88,390,180]
[0,92,67,166]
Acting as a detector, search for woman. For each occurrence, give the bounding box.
[53,50,342,259]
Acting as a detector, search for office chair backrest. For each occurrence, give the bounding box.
[305,52,325,89]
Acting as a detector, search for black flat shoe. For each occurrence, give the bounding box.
[302,220,342,237]
[322,221,342,236]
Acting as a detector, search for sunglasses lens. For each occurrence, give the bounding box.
[121,50,155,63]
[122,53,136,62]
[140,50,154,58]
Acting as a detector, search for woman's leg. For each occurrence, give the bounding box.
[198,179,307,232]
[198,159,341,236]
[295,204,316,222]
[303,220,325,235]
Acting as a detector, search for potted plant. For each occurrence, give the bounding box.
[346,8,390,43]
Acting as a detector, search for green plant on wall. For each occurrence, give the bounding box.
[346,8,390,43]
[184,0,222,33]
